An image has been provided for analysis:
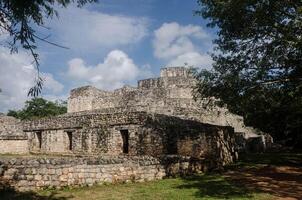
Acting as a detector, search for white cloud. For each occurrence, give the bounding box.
[153,22,213,69]
[49,6,149,50]
[43,94,68,103]
[167,52,213,69]
[66,50,150,90]
[43,73,64,93]
[0,48,64,112]
[153,22,209,59]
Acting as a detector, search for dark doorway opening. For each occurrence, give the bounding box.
[67,132,73,150]
[36,132,42,149]
[120,130,129,154]
[167,134,177,154]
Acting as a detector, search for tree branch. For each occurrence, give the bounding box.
[33,34,69,49]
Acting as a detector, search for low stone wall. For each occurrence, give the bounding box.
[0,155,206,191]
[234,132,274,153]
[0,135,29,154]
[0,140,28,154]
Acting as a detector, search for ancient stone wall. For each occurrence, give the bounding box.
[0,115,29,154]
[0,138,28,154]
[0,155,207,191]
[67,86,102,113]
[66,67,265,140]
[160,67,191,78]
[21,111,237,166]
[67,67,195,113]
[0,115,26,137]
[22,112,144,154]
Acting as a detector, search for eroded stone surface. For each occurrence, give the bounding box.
[0,114,28,154]
[0,67,273,190]
[67,67,264,138]
[0,155,219,191]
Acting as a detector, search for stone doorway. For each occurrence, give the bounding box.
[120,130,129,154]
[36,131,42,149]
[66,131,73,151]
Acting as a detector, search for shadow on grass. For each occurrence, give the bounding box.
[0,184,70,200]
[225,165,302,200]
[177,174,255,199]
[177,153,302,199]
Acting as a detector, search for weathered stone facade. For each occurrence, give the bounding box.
[66,67,272,151]
[0,155,209,191]
[0,111,237,191]
[67,67,265,139]
[22,112,237,165]
[0,66,273,190]
[0,114,28,154]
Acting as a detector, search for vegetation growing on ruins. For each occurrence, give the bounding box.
[194,0,302,147]
[7,98,67,120]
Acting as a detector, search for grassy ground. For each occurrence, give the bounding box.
[1,152,302,200]
[1,174,273,200]
[47,175,275,200]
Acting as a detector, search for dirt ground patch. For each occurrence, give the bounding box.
[225,165,302,200]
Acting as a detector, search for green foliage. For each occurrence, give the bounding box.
[195,0,302,147]
[7,98,67,120]
[0,0,97,96]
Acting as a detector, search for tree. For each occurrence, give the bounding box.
[0,0,97,96]
[195,0,302,147]
[7,98,67,120]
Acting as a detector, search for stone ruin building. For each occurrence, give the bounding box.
[0,67,272,190]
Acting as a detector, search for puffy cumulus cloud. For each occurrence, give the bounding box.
[167,52,213,70]
[153,22,213,70]
[43,73,64,93]
[0,48,64,112]
[66,50,149,90]
[153,22,209,59]
[43,94,68,103]
[50,6,149,50]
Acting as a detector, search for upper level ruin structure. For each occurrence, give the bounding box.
[0,66,274,191]
[67,67,263,139]
[0,66,272,157]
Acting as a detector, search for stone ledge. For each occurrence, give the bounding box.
[0,135,28,140]
[0,155,208,191]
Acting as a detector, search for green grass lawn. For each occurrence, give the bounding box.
[1,174,273,200]
[41,175,274,200]
[2,152,302,200]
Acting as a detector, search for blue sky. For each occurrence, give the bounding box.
[0,0,216,112]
